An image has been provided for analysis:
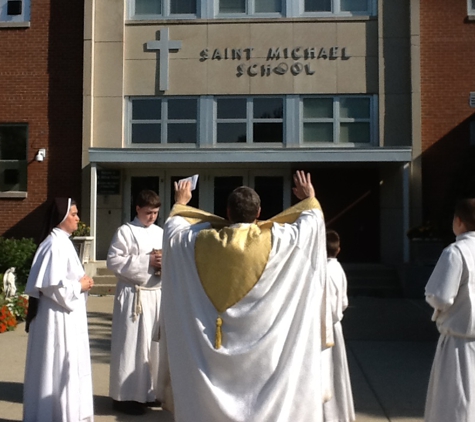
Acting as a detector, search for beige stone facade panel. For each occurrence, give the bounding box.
[95,0,124,42]
[84,0,93,41]
[250,23,294,59]
[207,60,250,95]
[207,23,251,51]
[337,21,378,57]
[337,56,378,93]
[83,40,92,96]
[125,25,207,60]
[124,59,157,96]
[168,59,208,94]
[94,42,124,97]
[292,22,337,46]
[293,61,337,94]
[83,95,93,151]
[93,97,124,148]
[249,67,294,94]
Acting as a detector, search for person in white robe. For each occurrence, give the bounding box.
[159,170,333,422]
[23,198,95,422]
[424,197,475,422]
[107,189,163,415]
[322,230,355,422]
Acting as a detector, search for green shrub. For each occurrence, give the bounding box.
[0,238,37,292]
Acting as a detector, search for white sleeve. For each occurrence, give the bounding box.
[107,226,150,285]
[425,246,463,312]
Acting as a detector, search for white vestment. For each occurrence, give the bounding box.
[107,218,163,402]
[161,200,330,422]
[322,258,355,422]
[424,231,475,422]
[23,228,94,422]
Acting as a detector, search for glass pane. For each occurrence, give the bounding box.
[171,176,199,208]
[472,0,475,10]
[214,176,243,218]
[253,98,283,119]
[168,123,196,143]
[303,98,333,119]
[132,99,161,120]
[131,177,160,223]
[340,123,370,143]
[253,123,283,143]
[304,0,331,12]
[0,125,27,159]
[254,176,283,220]
[171,0,196,14]
[217,123,247,143]
[217,98,246,119]
[168,99,197,120]
[219,0,245,13]
[303,123,333,142]
[340,98,370,119]
[341,0,368,12]
[132,124,161,143]
[135,0,162,14]
[255,0,281,13]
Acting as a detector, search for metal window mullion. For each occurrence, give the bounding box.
[163,0,170,17]
[247,98,253,144]
[333,97,340,144]
[285,95,299,146]
[333,0,339,13]
[372,94,378,146]
[248,0,254,14]
[162,99,168,144]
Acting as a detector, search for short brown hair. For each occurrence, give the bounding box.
[136,190,161,208]
[326,230,340,258]
[227,186,261,223]
[454,198,475,231]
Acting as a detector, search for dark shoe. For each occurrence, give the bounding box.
[112,400,146,415]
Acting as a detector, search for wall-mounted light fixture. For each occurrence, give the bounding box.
[35,149,46,162]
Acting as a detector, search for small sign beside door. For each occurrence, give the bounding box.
[98,170,121,195]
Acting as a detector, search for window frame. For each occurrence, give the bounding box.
[301,0,376,17]
[0,0,30,25]
[128,0,198,20]
[0,123,28,196]
[214,96,285,146]
[128,97,199,146]
[469,0,475,16]
[216,0,284,18]
[300,95,377,146]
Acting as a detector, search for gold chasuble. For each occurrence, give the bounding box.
[169,197,322,348]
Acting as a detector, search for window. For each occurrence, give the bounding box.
[304,0,373,15]
[302,96,372,144]
[218,0,282,15]
[216,97,284,144]
[130,98,198,144]
[0,124,27,193]
[0,0,30,23]
[131,0,196,18]
[469,0,475,15]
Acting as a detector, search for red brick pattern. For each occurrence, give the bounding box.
[0,0,84,241]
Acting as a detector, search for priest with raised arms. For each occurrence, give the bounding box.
[160,170,332,422]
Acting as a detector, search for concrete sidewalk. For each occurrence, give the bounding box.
[0,295,438,422]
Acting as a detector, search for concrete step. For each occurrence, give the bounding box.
[91,273,117,296]
[90,284,116,296]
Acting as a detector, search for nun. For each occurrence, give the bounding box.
[23,198,95,422]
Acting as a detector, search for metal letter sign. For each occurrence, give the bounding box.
[146,28,182,91]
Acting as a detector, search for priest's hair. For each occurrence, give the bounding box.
[136,189,161,208]
[227,186,260,223]
[454,198,475,231]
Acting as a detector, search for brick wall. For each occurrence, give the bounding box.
[0,0,84,242]
[420,0,475,231]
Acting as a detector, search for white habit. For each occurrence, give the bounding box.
[424,231,475,422]
[322,258,355,422]
[161,198,331,422]
[23,228,94,422]
[107,218,163,402]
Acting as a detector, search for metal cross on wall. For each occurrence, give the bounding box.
[146,28,182,91]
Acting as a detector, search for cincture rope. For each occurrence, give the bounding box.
[133,284,160,322]
[215,316,223,349]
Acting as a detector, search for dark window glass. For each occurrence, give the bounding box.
[168,123,196,143]
[170,176,200,208]
[0,125,27,160]
[253,122,283,143]
[217,123,247,143]
[132,99,161,120]
[171,0,196,13]
[304,0,331,11]
[168,99,197,120]
[253,98,283,119]
[132,124,161,143]
[219,0,245,13]
[255,0,281,13]
[217,98,247,119]
[135,0,162,14]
